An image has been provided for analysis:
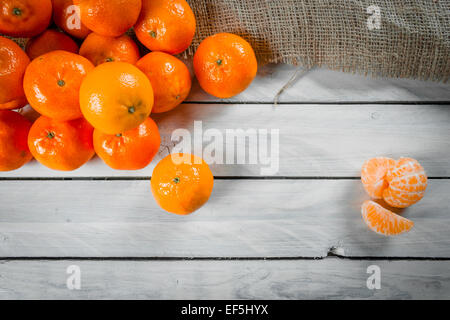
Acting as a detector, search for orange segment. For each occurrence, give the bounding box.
[361,200,414,236]
[361,157,395,199]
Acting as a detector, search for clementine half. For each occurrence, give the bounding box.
[28,116,95,171]
[193,33,257,98]
[80,62,154,135]
[151,153,214,215]
[136,52,191,113]
[73,0,142,37]
[80,33,140,66]
[52,0,91,39]
[361,157,427,208]
[134,0,196,55]
[361,200,414,236]
[0,110,33,171]
[26,30,79,61]
[0,0,52,37]
[0,36,30,110]
[94,117,160,170]
[23,50,94,121]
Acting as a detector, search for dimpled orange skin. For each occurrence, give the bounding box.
[80,33,141,66]
[194,33,258,99]
[151,153,214,215]
[52,0,91,39]
[0,36,30,110]
[26,30,79,61]
[0,0,52,37]
[0,110,33,171]
[23,51,94,121]
[136,52,191,113]
[80,62,154,135]
[94,117,161,170]
[28,116,95,171]
[74,0,142,37]
[134,0,196,55]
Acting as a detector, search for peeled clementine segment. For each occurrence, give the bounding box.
[361,157,395,199]
[361,200,414,236]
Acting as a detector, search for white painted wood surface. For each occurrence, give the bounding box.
[0,259,449,299]
[3,104,450,178]
[0,179,448,258]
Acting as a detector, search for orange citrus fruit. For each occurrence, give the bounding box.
[136,52,191,113]
[93,117,161,170]
[0,0,52,37]
[0,110,33,171]
[74,0,142,37]
[52,0,91,39]
[134,0,196,55]
[151,153,214,215]
[23,50,94,121]
[193,33,258,98]
[361,200,414,236]
[80,62,154,135]
[25,29,79,61]
[361,157,427,208]
[0,36,30,110]
[80,33,140,66]
[28,116,95,171]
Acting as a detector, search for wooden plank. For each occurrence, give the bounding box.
[3,104,450,178]
[0,259,448,299]
[185,64,450,103]
[0,179,448,258]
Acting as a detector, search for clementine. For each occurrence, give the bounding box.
[193,33,258,98]
[80,33,140,66]
[361,200,414,236]
[23,50,94,121]
[80,62,154,135]
[28,116,95,171]
[136,52,191,113]
[52,0,91,39]
[94,117,160,170]
[0,36,30,110]
[151,153,214,215]
[0,0,52,37]
[73,0,142,37]
[0,110,33,171]
[134,0,196,55]
[25,30,79,61]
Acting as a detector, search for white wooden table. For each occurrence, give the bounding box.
[0,64,449,299]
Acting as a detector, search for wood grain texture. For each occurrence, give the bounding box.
[0,179,448,258]
[3,104,450,178]
[0,259,449,299]
[185,64,450,103]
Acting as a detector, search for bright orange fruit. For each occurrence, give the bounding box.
[74,0,142,37]
[52,0,91,39]
[361,157,427,208]
[23,50,94,121]
[134,0,196,55]
[0,0,52,37]
[80,33,140,66]
[0,110,33,171]
[28,116,95,171]
[0,36,30,110]
[151,153,214,215]
[93,117,161,170]
[25,29,79,60]
[80,62,153,135]
[361,200,414,236]
[136,52,191,113]
[193,33,258,98]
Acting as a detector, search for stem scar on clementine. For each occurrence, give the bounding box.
[151,153,214,215]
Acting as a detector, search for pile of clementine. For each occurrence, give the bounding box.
[0,0,257,215]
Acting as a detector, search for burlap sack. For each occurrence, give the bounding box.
[185,0,449,82]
